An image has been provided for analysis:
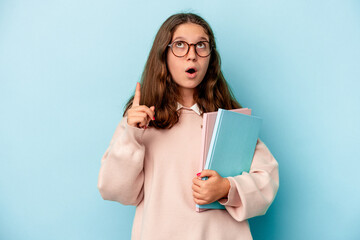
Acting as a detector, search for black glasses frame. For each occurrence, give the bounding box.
[167,40,213,58]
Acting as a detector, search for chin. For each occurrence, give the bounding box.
[182,82,201,89]
[173,76,203,90]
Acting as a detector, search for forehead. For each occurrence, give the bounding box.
[172,23,209,42]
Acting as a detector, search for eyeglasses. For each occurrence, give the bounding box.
[167,40,212,58]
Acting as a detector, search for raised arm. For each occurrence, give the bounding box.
[97,117,146,206]
[97,82,155,206]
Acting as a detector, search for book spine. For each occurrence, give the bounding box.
[199,114,208,172]
[205,109,224,170]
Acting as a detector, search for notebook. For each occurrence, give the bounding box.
[196,108,262,212]
[198,108,252,173]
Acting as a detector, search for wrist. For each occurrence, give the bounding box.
[221,178,231,198]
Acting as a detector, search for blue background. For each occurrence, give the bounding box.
[1,0,359,239]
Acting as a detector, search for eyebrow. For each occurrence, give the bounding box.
[172,36,209,42]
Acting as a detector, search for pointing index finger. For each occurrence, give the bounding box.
[133,82,141,107]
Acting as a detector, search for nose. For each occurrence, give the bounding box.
[187,44,197,61]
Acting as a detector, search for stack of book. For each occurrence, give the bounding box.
[196,108,262,212]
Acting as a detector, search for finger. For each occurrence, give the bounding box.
[132,106,155,121]
[132,82,141,107]
[128,110,150,128]
[128,117,146,128]
[141,106,155,120]
[150,106,155,120]
[200,169,216,178]
[138,118,148,128]
[134,109,151,127]
[193,191,202,199]
[192,184,201,193]
[128,111,148,120]
[194,198,207,205]
[192,177,203,187]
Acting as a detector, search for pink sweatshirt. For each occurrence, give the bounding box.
[98,107,279,240]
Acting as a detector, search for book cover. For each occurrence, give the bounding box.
[196,108,262,211]
[198,108,251,173]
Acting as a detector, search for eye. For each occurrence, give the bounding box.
[196,42,206,49]
[174,41,185,48]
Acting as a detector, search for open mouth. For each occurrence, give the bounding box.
[185,67,198,79]
[186,68,196,74]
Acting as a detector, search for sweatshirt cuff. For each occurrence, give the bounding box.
[123,117,145,144]
[218,177,242,207]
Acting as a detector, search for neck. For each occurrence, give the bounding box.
[178,88,195,107]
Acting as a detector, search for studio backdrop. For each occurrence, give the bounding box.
[0,0,359,239]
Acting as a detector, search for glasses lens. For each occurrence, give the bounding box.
[172,41,188,57]
[196,41,211,57]
[170,41,212,57]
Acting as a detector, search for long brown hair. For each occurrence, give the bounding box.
[123,13,242,129]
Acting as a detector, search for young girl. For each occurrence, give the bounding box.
[98,13,279,240]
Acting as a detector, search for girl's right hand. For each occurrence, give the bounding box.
[127,82,155,129]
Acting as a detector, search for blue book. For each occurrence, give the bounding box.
[196,108,262,211]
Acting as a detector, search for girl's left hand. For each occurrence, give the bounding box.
[192,170,231,205]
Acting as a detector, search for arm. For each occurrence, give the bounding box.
[97,116,146,206]
[218,139,279,222]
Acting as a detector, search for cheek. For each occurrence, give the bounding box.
[167,52,180,76]
[201,59,210,76]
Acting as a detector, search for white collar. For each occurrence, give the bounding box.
[176,102,202,116]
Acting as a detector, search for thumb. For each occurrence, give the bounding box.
[199,169,216,178]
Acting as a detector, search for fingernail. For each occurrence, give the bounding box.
[197,173,201,177]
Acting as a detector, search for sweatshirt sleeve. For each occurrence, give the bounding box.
[97,116,146,206]
[218,139,279,222]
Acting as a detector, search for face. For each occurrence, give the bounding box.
[167,23,211,97]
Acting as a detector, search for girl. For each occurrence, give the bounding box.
[98,13,279,240]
